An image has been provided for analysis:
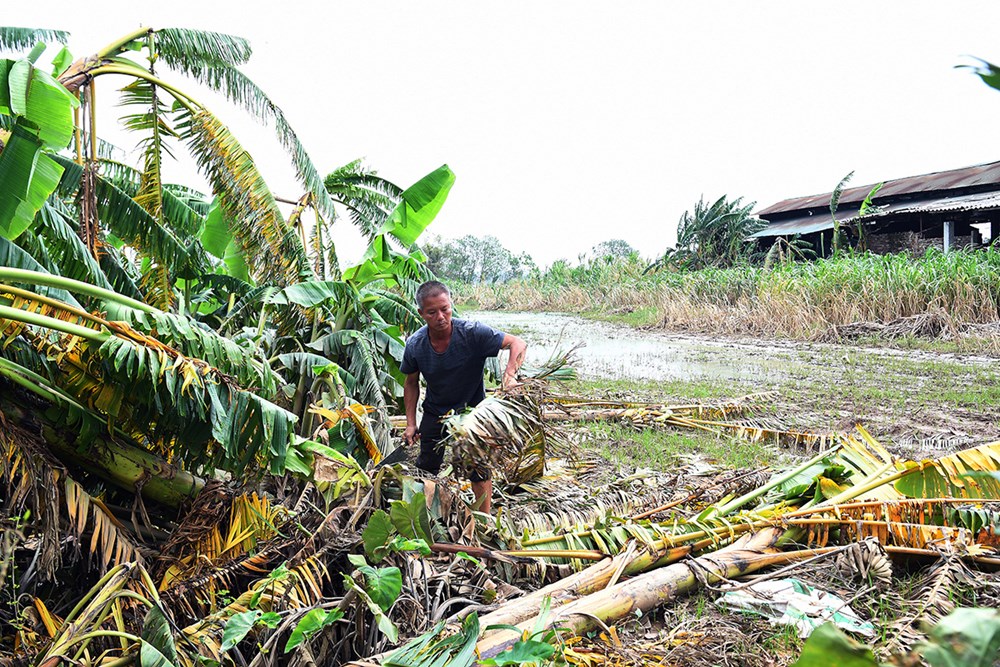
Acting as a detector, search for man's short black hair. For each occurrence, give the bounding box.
[416,281,450,309]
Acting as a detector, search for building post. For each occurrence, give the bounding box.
[943,220,954,252]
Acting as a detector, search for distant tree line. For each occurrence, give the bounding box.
[421,234,537,284]
[422,235,641,284]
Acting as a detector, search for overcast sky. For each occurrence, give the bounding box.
[7,1,1000,266]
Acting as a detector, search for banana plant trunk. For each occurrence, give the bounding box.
[354,544,697,667]
[1,394,204,506]
[476,527,803,659]
[477,544,693,630]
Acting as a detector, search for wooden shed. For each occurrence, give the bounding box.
[751,161,1000,255]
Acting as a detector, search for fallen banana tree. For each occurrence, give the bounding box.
[473,527,821,659]
[5,284,1000,667]
[499,425,1000,561]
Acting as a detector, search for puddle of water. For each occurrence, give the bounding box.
[465,311,783,383]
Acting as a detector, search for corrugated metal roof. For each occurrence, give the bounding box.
[856,189,1000,219]
[748,212,843,238]
[750,190,1000,238]
[757,160,1000,216]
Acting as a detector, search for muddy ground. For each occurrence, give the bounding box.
[411,312,1000,666]
[468,310,1000,456]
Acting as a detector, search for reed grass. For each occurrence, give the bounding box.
[451,248,1000,351]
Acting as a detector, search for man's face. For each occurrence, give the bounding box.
[419,292,453,334]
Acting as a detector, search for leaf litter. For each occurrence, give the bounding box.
[4,359,1000,667]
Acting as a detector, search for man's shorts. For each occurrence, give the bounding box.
[416,413,491,482]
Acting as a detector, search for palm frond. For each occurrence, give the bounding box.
[444,395,552,485]
[39,562,166,667]
[384,614,480,667]
[224,492,285,556]
[157,39,335,221]
[287,555,330,605]
[890,553,974,653]
[0,27,69,52]
[64,476,145,572]
[178,107,310,285]
[158,527,225,593]
[155,28,251,68]
[35,201,115,291]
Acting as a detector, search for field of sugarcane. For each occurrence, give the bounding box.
[2,24,1000,667]
[453,250,1000,353]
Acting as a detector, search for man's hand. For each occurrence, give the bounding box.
[403,425,419,446]
[501,371,521,393]
[499,334,527,394]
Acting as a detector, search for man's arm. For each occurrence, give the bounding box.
[500,334,527,390]
[403,372,420,445]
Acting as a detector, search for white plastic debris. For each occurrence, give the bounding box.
[716,577,875,639]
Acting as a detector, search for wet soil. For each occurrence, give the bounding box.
[469,310,1000,455]
[457,311,1000,666]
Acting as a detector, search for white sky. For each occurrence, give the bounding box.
[7,1,1000,266]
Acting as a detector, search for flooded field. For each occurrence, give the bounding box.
[470,310,778,382]
[468,310,1000,451]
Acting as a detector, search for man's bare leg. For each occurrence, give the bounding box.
[472,479,492,514]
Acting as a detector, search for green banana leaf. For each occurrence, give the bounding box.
[344,164,454,282]
[0,121,64,239]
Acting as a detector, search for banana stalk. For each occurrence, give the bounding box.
[476,528,828,659]
[2,395,203,506]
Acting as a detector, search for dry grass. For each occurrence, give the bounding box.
[454,249,1000,353]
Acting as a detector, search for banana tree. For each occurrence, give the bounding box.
[0,29,452,446]
[0,29,467,666]
[0,26,341,314]
[268,165,456,451]
[0,267,293,475]
[52,26,333,288]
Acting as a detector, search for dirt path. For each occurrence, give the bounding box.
[470,310,1000,454]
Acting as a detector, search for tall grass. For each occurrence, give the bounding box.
[452,249,1000,347]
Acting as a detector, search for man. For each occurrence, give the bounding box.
[401,281,527,513]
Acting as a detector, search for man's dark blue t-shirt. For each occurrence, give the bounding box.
[400,319,505,418]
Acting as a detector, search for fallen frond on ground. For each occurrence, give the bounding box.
[5,329,1000,667]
